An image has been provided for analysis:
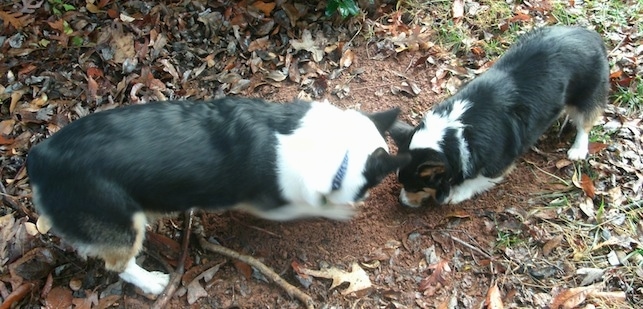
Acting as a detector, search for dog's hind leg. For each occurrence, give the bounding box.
[566,62,609,160]
[82,212,170,294]
[566,98,606,160]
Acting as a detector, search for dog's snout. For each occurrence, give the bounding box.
[398,188,421,208]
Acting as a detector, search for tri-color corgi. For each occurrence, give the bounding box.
[391,26,609,206]
[27,97,410,294]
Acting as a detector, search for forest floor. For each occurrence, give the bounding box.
[1,0,642,308]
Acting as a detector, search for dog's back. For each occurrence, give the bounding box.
[28,99,305,241]
[453,26,609,172]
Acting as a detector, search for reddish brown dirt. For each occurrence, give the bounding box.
[141,45,569,308]
[2,40,578,309]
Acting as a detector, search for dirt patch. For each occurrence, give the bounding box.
[2,1,641,308]
[154,47,569,308]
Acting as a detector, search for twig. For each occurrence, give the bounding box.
[0,282,35,309]
[151,210,194,309]
[523,159,571,187]
[198,237,315,309]
[623,200,643,212]
[230,215,281,238]
[350,83,396,91]
[443,232,492,259]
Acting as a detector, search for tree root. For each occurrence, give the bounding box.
[198,236,315,309]
[151,210,194,309]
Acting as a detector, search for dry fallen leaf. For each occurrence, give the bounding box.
[452,0,464,19]
[290,29,324,62]
[251,1,276,16]
[543,234,564,256]
[578,197,595,220]
[580,174,596,198]
[509,12,532,23]
[265,70,288,82]
[0,10,34,29]
[339,49,355,68]
[485,283,504,309]
[445,209,471,219]
[555,158,573,169]
[87,76,98,103]
[110,28,135,64]
[44,286,73,309]
[576,268,604,286]
[186,279,208,304]
[550,285,599,309]
[419,259,450,294]
[1,214,17,270]
[233,260,252,280]
[298,262,372,295]
[71,290,98,309]
[588,142,608,154]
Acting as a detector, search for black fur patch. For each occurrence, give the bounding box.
[394,26,609,205]
[27,98,310,243]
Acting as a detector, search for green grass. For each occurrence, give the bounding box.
[612,76,643,115]
[549,195,571,208]
[551,1,582,25]
[589,125,615,143]
[496,230,523,248]
[434,22,468,54]
[48,0,76,16]
[596,198,606,222]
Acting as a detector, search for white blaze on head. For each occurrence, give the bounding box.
[409,99,471,151]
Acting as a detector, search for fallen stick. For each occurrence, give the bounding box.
[0,282,35,309]
[443,232,492,259]
[198,236,315,309]
[151,210,194,309]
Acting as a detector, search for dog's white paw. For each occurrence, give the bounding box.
[119,258,170,295]
[567,147,588,160]
[320,204,356,220]
[139,271,170,295]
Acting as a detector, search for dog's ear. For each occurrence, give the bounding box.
[367,148,412,178]
[366,108,401,136]
[417,161,446,178]
[388,120,414,149]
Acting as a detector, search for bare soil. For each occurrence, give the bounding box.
[1,13,613,309]
[3,1,641,308]
[143,47,571,308]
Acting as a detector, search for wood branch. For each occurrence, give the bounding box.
[0,282,35,309]
[198,236,315,309]
[151,210,194,309]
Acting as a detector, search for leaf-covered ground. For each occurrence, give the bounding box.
[1,0,642,308]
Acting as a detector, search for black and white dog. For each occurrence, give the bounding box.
[27,97,410,294]
[391,26,609,207]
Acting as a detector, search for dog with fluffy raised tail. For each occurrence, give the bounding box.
[390,26,609,207]
[27,97,411,294]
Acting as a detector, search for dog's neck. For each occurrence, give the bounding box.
[331,151,349,191]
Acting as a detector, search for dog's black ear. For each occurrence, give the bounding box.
[417,161,447,178]
[367,108,401,136]
[367,148,412,178]
[388,120,414,149]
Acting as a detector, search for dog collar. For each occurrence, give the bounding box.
[331,151,349,191]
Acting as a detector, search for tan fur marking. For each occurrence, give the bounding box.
[402,188,436,206]
[419,166,445,178]
[565,105,603,133]
[93,212,147,273]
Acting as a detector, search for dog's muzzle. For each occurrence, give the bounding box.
[398,188,436,208]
